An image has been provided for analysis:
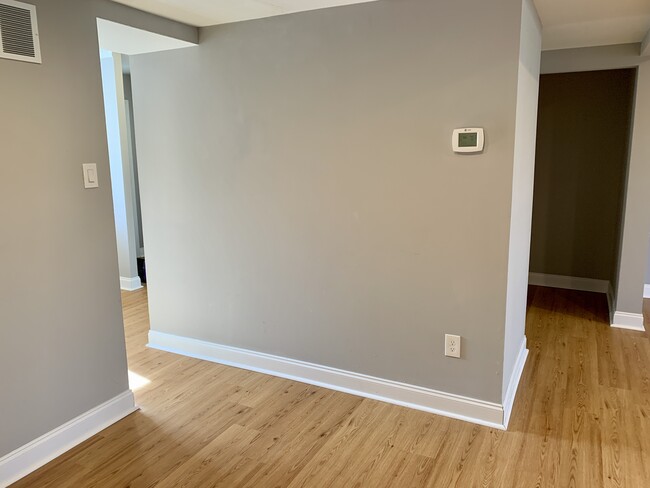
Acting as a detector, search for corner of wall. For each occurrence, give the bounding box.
[0,391,137,487]
[502,338,528,428]
[501,0,542,403]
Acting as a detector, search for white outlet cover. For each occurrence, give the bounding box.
[445,334,461,358]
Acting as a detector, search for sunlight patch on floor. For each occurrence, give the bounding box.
[128,370,151,391]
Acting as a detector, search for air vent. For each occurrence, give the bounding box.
[0,0,40,64]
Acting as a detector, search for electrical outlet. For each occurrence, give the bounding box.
[445,334,461,358]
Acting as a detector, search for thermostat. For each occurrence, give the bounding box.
[452,128,484,153]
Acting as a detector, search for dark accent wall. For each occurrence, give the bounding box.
[530,69,636,284]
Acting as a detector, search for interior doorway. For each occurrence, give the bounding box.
[529,68,637,321]
[123,60,147,285]
[96,18,197,393]
[99,50,145,291]
[96,17,196,296]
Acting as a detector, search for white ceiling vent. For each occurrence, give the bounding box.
[0,0,40,64]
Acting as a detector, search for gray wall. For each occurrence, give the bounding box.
[530,69,636,283]
[541,43,649,74]
[132,0,530,403]
[617,61,650,312]
[503,0,541,400]
[0,0,196,458]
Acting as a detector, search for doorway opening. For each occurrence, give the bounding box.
[96,18,197,392]
[528,68,637,322]
[99,49,145,291]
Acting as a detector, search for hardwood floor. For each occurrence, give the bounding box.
[13,286,650,487]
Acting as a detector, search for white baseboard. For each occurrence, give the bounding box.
[611,311,646,332]
[644,284,650,299]
[0,390,137,488]
[120,276,142,291]
[528,272,609,294]
[502,338,528,429]
[148,330,509,430]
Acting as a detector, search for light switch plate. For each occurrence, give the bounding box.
[83,163,98,189]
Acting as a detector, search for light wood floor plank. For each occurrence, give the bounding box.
[11,286,650,487]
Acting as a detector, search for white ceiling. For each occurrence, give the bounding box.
[97,18,197,55]
[110,0,650,51]
[534,0,650,50]
[109,0,380,27]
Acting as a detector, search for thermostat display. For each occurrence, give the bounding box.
[452,128,484,153]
